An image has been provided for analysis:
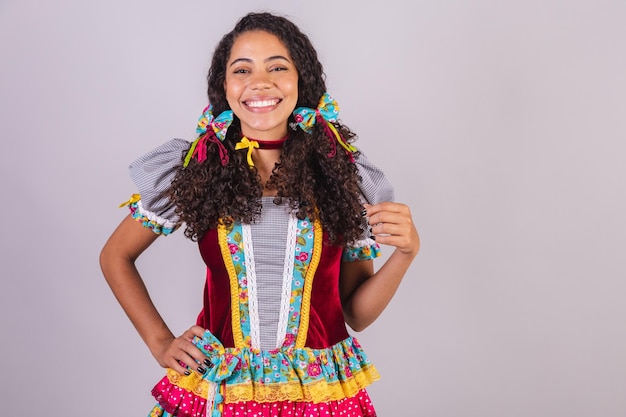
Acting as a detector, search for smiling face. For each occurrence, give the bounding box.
[224,30,299,141]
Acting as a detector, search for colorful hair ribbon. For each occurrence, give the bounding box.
[293,92,358,161]
[183,105,234,167]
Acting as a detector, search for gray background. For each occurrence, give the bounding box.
[1,0,625,416]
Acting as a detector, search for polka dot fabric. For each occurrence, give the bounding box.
[222,389,376,417]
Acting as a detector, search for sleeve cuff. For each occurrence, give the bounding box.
[342,239,381,262]
[125,198,178,236]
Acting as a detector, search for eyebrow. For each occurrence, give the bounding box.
[229,55,292,67]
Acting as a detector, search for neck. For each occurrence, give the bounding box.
[244,134,289,149]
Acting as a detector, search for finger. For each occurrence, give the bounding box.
[364,202,407,217]
[170,358,191,376]
[375,227,420,256]
[368,211,412,228]
[190,325,207,338]
[168,335,210,376]
[165,347,193,375]
[181,325,206,341]
[172,337,197,369]
[181,336,211,375]
[370,222,407,237]
[373,234,412,249]
[184,326,212,374]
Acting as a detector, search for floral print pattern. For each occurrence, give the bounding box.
[223,221,251,347]
[128,200,176,236]
[151,335,379,411]
[342,241,381,262]
[283,218,315,347]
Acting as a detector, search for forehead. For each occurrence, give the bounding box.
[228,30,291,62]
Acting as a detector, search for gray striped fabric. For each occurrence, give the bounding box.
[129,138,189,227]
[250,198,291,349]
[354,150,395,204]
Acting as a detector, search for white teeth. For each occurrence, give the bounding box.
[247,99,278,108]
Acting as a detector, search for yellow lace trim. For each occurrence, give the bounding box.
[295,218,323,349]
[165,368,208,397]
[225,364,380,403]
[218,223,245,348]
[165,364,379,404]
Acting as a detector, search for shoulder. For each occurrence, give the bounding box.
[123,139,191,235]
[130,138,190,174]
[354,149,394,204]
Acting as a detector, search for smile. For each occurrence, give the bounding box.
[245,99,281,108]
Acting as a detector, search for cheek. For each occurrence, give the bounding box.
[290,75,299,91]
[224,80,232,97]
[224,82,241,105]
[287,77,299,101]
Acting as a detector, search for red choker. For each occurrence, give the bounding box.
[246,134,289,149]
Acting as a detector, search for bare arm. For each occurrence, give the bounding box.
[340,202,420,331]
[99,215,208,375]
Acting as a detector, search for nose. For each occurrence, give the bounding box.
[250,71,271,90]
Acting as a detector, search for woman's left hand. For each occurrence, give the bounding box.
[340,201,420,331]
[365,202,420,258]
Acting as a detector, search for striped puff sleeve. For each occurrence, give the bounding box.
[121,138,190,236]
[342,150,395,262]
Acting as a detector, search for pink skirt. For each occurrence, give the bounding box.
[148,388,377,417]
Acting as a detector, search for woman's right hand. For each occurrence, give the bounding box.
[101,216,210,377]
[152,325,210,376]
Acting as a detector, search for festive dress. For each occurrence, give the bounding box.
[124,139,394,417]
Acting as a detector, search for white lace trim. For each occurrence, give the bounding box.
[275,214,298,348]
[136,200,177,229]
[242,224,261,350]
[350,237,377,249]
[205,381,217,417]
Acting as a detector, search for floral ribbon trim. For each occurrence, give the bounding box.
[192,331,241,383]
[151,334,379,414]
[119,194,176,236]
[341,239,381,262]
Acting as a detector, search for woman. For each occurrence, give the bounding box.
[101,12,419,417]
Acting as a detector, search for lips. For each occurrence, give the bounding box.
[244,98,281,108]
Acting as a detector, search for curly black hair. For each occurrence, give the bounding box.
[168,12,365,244]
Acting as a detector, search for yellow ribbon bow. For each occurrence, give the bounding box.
[235,137,259,167]
[118,193,141,208]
